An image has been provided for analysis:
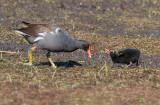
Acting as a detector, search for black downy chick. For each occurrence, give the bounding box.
[106,48,140,67]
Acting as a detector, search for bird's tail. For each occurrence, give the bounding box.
[22,21,30,26]
[15,30,28,36]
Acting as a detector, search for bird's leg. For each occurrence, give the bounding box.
[128,61,133,67]
[136,60,139,66]
[46,52,57,68]
[28,46,37,65]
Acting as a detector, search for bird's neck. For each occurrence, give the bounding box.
[110,53,119,62]
[74,40,85,50]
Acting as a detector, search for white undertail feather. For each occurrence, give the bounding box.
[38,32,46,36]
[15,30,27,36]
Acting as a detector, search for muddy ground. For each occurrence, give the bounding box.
[0,0,160,105]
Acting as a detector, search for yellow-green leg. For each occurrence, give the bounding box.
[47,52,57,68]
[28,50,33,65]
[25,46,36,65]
[48,58,57,68]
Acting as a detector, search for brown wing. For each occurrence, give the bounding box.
[19,21,53,37]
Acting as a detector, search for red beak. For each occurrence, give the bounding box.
[87,45,91,58]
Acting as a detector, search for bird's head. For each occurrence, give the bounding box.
[106,49,116,55]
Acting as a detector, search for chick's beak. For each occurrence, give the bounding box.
[106,49,110,54]
[87,45,91,58]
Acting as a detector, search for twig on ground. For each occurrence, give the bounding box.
[0,51,17,54]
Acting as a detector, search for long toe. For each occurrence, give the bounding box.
[23,62,33,66]
[50,61,57,68]
[52,64,57,69]
[50,62,57,68]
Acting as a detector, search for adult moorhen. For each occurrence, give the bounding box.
[15,21,91,68]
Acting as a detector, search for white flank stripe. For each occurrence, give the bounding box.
[50,31,55,34]
[38,32,46,36]
[15,30,27,36]
[55,28,60,33]
[44,32,47,35]
[34,37,44,42]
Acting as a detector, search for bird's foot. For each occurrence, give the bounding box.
[51,64,57,69]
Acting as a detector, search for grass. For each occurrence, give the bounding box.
[0,55,160,104]
[0,0,160,104]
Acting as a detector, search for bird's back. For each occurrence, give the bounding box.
[118,49,140,57]
[118,48,140,64]
[36,32,76,52]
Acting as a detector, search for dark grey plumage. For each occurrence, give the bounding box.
[15,21,91,68]
[15,21,91,53]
